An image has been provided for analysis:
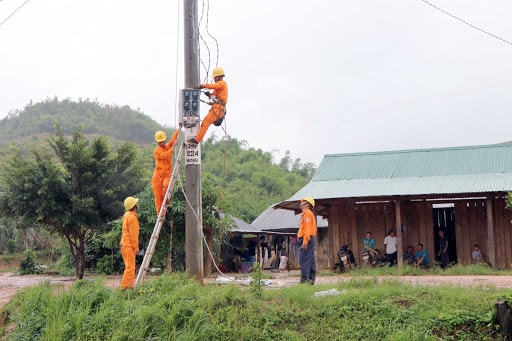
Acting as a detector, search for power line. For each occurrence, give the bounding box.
[0,0,31,27]
[204,0,219,68]
[419,0,512,47]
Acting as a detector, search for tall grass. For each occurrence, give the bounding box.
[1,273,504,340]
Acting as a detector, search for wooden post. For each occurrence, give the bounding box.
[486,197,495,268]
[395,200,403,268]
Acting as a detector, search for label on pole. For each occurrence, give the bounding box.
[185,138,201,164]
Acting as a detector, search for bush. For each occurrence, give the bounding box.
[7,240,16,254]
[95,253,122,275]
[19,249,42,275]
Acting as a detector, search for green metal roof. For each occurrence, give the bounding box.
[285,144,512,204]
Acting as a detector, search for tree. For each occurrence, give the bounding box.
[0,126,145,279]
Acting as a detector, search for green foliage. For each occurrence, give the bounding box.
[0,98,316,276]
[249,263,264,298]
[0,97,164,147]
[344,263,512,277]
[202,135,312,222]
[2,274,505,340]
[0,126,145,279]
[19,249,42,275]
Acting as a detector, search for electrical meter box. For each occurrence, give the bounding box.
[180,89,201,128]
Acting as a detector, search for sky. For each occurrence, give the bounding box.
[1,0,511,167]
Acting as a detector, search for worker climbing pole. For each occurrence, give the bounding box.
[135,143,185,287]
[186,66,228,146]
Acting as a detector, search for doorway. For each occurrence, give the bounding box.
[432,204,457,265]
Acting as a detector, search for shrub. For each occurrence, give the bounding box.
[19,249,42,275]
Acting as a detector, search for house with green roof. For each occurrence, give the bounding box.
[277,143,512,269]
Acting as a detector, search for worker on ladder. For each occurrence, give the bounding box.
[120,196,140,290]
[187,66,228,145]
[152,125,181,216]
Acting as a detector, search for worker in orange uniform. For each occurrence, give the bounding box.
[152,126,181,216]
[297,197,317,284]
[187,66,228,145]
[120,196,140,290]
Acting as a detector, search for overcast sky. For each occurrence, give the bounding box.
[1,0,511,166]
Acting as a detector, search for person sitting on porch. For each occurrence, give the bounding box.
[363,231,380,263]
[415,243,430,269]
[472,244,483,263]
[403,245,416,265]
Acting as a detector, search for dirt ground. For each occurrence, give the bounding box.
[2,270,512,310]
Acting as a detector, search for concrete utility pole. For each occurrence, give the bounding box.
[183,0,203,282]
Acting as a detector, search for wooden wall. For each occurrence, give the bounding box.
[401,201,435,265]
[492,198,512,269]
[328,197,512,269]
[264,229,331,271]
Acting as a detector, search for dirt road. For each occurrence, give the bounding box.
[1,271,512,309]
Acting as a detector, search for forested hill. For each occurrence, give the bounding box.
[0,97,166,146]
[0,98,315,221]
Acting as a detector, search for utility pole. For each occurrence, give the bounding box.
[183,0,203,282]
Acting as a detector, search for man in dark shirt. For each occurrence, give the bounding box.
[438,230,449,269]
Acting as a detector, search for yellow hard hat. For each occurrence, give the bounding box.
[301,197,315,208]
[155,130,166,142]
[124,196,139,211]
[212,67,225,78]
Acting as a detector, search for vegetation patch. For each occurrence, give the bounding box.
[1,273,505,340]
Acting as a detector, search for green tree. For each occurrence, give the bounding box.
[0,126,145,279]
[201,135,312,221]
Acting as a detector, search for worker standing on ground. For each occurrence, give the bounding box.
[297,197,317,284]
[187,66,228,145]
[152,126,181,215]
[120,196,140,290]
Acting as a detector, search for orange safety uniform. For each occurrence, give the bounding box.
[297,208,317,248]
[120,210,139,289]
[194,79,228,143]
[152,129,180,215]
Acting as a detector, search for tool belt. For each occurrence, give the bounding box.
[212,98,226,107]
[212,98,226,126]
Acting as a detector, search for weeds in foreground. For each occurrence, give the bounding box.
[322,263,512,278]
[1,273,505,340]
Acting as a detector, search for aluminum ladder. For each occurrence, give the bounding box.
[135,142,185,287]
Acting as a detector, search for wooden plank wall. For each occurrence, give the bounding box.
[454,200,487,265]
[493,198,512,269]
[285,229,331,270]
[329,197,512,269]
[400,201,435,263]
[354,202,395,264]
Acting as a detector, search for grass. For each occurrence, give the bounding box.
[324,262,512,277]
[1,271,507,340]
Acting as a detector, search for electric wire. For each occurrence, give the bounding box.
[173,0,181,128]
[198,0,211,84]
[419,0,512,47]
[0,0,30,27]
[175,155,237,283]
[183,1,234,281]
[201,0,230,253]
[203,0,220,68]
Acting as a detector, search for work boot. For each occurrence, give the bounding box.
[187,138,198,145]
